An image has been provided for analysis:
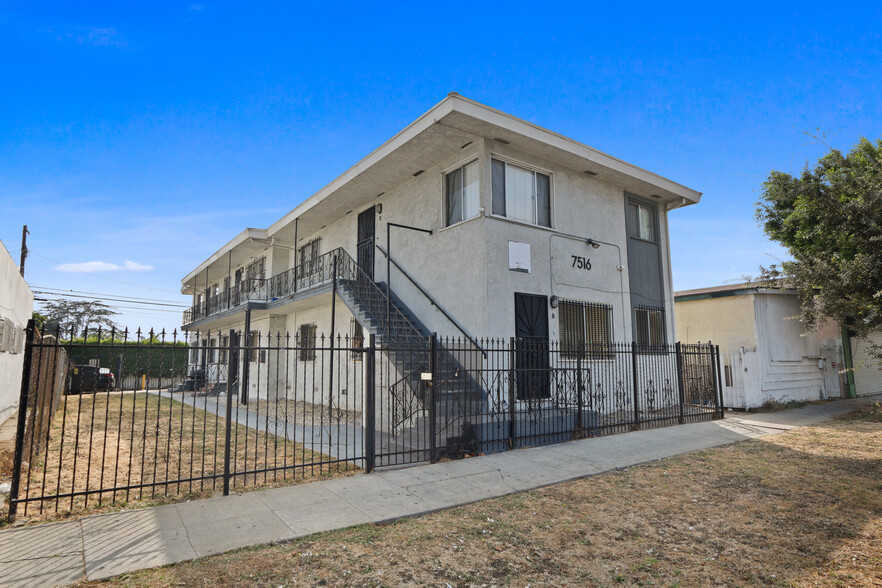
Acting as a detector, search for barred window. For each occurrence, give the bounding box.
[245,257,266,281]
[635,305,665,348]
[248,330,259,362]
[299,323,317,362]
[298,238,322,274]
[350,318,363,359]
[219,334,229,364]
[559,300,612,359]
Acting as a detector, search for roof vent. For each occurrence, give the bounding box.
[494,138,511,145]
[413,170,425,177]
[583,170,598,176]
[461,141,473,149]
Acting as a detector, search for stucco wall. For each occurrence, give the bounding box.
[674,295,758,350]
[0,239,34,423]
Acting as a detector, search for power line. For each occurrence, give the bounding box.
[31,286,186,305]
[27,250,180,294]
[33,291,188,308]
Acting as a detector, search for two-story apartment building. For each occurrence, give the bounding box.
[183,92,699,340]
[180,94,705,448]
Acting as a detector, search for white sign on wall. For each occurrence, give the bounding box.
[508,241,531,273]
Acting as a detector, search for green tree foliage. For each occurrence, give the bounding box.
[40,299,119,337]
[756,136,882,338]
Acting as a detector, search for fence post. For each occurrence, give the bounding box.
[241,308,251,404]
[8,319,36,522]
[675,342,686,424]
[222,329,236,496]
[631,341,640,429]
[575,341,584,438]
[713,343,725,418]
[365,334,376,473]
[508,337,516,450]
[429,333,438,463]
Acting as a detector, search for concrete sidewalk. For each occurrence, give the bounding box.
[1,396,876,588]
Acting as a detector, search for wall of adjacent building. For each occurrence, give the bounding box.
[0,239,34,424]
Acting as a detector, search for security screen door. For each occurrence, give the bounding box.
[514,293,551,400]
[357,206,376,280]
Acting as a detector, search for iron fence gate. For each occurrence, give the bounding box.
[8,322,722,521]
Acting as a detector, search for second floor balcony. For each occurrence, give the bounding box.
[182,248,348,327]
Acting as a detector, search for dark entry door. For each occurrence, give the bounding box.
[514,293,550,400]
[357,207,376,280]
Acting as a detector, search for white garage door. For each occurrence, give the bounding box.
[852,332,882,396]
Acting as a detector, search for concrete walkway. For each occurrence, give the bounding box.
[0,396,877,588]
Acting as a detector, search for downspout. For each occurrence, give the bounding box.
[840,323,857,398]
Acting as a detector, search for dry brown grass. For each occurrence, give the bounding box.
[6,392,357,525]
[76,403,882,588]
[253,399,363,428]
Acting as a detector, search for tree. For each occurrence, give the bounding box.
[40,299,119,337]
[756,136,882,341]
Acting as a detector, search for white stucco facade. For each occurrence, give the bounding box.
[674,285,839,409]
[0,239,34,423]
[181,95,701,401]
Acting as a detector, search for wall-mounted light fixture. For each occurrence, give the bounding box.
[586,238,601,249]
[376,203,383,214]
[550,295,559,308]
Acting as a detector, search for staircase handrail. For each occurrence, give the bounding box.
[376,244,486,358]
[332,247,427,344]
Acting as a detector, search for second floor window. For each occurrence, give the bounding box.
[298,238,321,274]
[445,160,479,226]
[492,158,551,227]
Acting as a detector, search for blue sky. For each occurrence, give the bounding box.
[1,1,881,333]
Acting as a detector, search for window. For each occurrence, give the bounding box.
[209,338,218,363]
[298,238,322,274]
[445,160,480,226]
[299,323,317,361]
[634,306,665,347]
[217,334,228,364]
[492,158,551,227]
[350,319,363,359]
[627,202,656,242]
[559,300,613,359]
[245,257,266,282]
[248,330,259,362]
[724,364,733,387]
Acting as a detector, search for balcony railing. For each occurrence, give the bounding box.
[182,249,345,326]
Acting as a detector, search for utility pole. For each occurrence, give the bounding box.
[19,225,29,277]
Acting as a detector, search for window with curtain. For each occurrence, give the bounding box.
[635,305,665,348]
[627,202,656,242]
[445,160,479,226]
[298,238,321,274]
[559,300,613,359]
[492,158,551,227]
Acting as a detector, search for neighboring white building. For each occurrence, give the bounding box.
[674,284,842,409]
[846,330,882,397]
[0,239,34,423]
[180,94,702,407]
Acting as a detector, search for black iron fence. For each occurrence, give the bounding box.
[8,323,722,521]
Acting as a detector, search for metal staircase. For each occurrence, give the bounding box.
[331,248,485,457]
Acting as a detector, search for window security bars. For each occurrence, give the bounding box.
[559,300,613,359]
[9,324,722,522]
[635,305,666,348]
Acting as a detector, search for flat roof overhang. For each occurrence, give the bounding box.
[183,94,703,292]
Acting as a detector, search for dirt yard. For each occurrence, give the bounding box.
[3,391,357,525]
[75,402,882,587]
